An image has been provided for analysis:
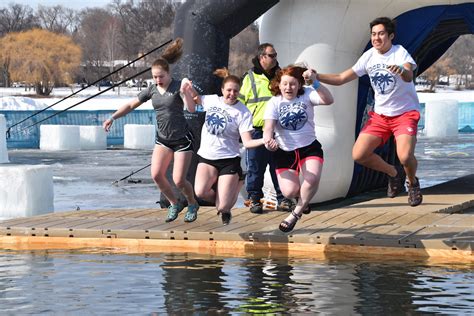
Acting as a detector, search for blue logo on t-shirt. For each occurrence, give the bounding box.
[279,101,308,131]
[370,69,396,94]
[205,111,227,135]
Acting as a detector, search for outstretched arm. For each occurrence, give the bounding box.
[317,68,358,86]
[103,98,142,132]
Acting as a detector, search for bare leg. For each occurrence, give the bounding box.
[172,151,197,205]
[280,159,323,229]
[394,134,418,185]
[215,174,240,213]
[352,133,397,177]
[194,163,218,203]
[150,145,178,205]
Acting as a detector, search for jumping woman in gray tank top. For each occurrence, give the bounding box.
[103,38,200,223]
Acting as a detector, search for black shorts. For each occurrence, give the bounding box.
[155,131,194,152]
[198,156,244,180]
[274,139,324,174]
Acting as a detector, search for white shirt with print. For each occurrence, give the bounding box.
[264,87,321,151]
[352,44,421,116]
[198,95,254,160]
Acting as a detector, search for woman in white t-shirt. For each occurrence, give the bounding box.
[184,68,278,225]
[263,65,333,232]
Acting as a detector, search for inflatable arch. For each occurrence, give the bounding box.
[173,0,474,203]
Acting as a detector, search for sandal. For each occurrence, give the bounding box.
[387,164,406,198]
[165,204,183,222]
[217,211,232,225]
[184,204,199,222]
[407,177,423,207]
[302,205,311,214]
[279,210,302,233]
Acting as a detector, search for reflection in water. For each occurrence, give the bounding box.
[0,250,472,314]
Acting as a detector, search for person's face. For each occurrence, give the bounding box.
[221,81,240,105]
[371,24,394,54]
[151,66,171,87]
[259,46,278,71]
[279,75,300,100]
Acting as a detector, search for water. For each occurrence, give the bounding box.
[0,250,472,314]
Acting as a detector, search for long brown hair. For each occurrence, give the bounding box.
[269,65,306,97]
[151,38,183,72]
[213,67,241,88]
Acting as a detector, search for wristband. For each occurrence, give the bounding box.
[398,65,405,73]
[108,115,115,122]
[312,80,320,89]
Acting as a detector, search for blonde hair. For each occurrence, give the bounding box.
[213,67,240,88]
[151,38,184,72]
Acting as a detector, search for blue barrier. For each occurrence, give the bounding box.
[1,110,156,148]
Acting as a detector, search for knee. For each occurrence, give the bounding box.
[173,177,187,190]
[281,186,300,199]
[151,171,166,184]
[397,153,413,166]
[194,186,206,199]
[352,149,368,164]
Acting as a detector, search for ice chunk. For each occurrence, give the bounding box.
[0,164,54,219]
[425,100,459,138]
[123,124,155,149]
[40,125,81,150]
[80,126,107,150]
[0,115,8,163]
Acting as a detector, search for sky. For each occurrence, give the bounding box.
[0,0,112,10]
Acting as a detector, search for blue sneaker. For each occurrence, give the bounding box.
[166,204,184,222]
[184,204,199,222]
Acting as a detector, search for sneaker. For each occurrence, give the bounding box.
[249,200,263,214]
[387,164,406,198]
[165,204,183,222]
[407,177,423,207]
[278,198,296,212]
[184,204,199,222]
[217,211,232,225]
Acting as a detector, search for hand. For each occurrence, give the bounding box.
[180,78,193,93]
[387,64,404,76]
[103,119,113,132]
[303,68,317,84]
[264,138,279,151]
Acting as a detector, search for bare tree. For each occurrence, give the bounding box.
[37,5,79,35]
[111,0,179,61]
[229,23,259,77]
[0,3,38,86]
[0,3,37,35]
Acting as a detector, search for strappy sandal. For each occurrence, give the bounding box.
[302,205,311,214]
[387,164,406,198]
[407,177,423,207]
[184,204,199,222]
[279,210,302,233]
[217,211,232,225]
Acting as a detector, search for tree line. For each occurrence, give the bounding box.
[420,35,473,91]
[0,1,469,96]
[0,1,181,95]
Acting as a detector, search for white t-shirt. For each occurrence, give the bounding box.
[198,95,254,160]
[264,87,321,151]
[352,44,421,116]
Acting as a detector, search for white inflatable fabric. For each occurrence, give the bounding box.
[259,0,466,203]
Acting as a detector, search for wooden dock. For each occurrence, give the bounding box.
[1,175,473,262]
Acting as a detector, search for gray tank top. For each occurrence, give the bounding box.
[138,78,189,141]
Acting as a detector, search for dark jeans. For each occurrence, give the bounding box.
[246,129,283,203]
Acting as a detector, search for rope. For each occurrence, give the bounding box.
[6,38,173,138]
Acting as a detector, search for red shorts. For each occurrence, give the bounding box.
[360,110,420,144]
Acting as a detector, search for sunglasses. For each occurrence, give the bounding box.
[264,53,277,59]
